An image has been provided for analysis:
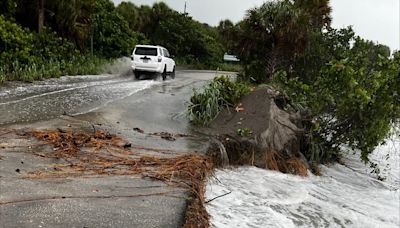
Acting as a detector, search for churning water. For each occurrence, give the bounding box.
[206,136,400,228]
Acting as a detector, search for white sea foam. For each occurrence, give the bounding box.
[206,136,400,228]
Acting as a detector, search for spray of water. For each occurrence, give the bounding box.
[101,57,133,76]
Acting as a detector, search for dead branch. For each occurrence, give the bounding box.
[205,191,232,204]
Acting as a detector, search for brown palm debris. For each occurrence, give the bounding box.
[150,132,176,141]
[311,162,321,176]
[286,157,308,177]
[265,150,281,171]
[149,132,195,141]
[0,191,175,206]
[129,145,187,155]
[24,129,214,228]
[265,150,308,176]
[0,128,16,137]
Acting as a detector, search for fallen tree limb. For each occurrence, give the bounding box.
[205,191,232,204]
[0,191,174,206]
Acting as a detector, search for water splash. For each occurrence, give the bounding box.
[206,137,400,228]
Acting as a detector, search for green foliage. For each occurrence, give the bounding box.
[45,0,96,49]
[188,76,251,125]
[237,128,253,137]
[2,0,232,83]
[212,76,252,105]
[114,1,226,68]
[237,0,331,83]
[0,0,17,18]
[2,55,110,82]
[226,0,398,167]
[216,20,238,55]
[217,63,242,72]
[92,0,138,58]
[0,15,33,65]
[0,16,109,82]
[137,2,224,68]
[276,34,400,163]
[116,1,140,31]
[31,28,78,62]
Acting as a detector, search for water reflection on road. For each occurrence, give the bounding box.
[0,75,157,125]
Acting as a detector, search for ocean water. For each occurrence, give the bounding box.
[206,136,400,228]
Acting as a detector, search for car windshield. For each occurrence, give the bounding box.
[135,47,157,56]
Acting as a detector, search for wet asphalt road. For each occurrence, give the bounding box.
[0,70,233,228]
[0,74,162,126]
[0,70,227,152]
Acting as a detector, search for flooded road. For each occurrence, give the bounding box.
[0,70,227,228]
[3,70,397,228]
[0,70,221,127]
[0,74,155,125]
[0,69,229,157]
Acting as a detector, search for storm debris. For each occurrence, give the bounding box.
[0,128,16,137]
[133,127,144,133]
[23,129,214,228]
[150,132,176,141]
[149,132,195,141]
[123,143,132,148]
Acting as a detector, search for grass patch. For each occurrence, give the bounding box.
[187,76,251,126]
[0,55,112,83]
[175,57,241,72]
[217,63,242,72]
[236,128,253,137]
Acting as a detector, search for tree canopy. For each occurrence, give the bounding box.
[232,0,399,167]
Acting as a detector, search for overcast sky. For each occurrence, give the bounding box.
[112,0,400,51]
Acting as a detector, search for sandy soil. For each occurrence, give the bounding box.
[209,88,271,137]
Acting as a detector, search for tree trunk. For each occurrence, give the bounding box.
[38,0,45,32]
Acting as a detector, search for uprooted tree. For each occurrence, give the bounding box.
[189,0,400,174]
[238,1,400,168]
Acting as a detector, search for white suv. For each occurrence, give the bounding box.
[131,45,176,80]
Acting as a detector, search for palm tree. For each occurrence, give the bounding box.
[294,0,332,28]
[38,0,45,32]
[47,0,95,49]
[238,0,321,81]
[116,2,139,31]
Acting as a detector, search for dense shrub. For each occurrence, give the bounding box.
[226,1,399,167]
[0,15,109,82]
[1,0,233,83]
[0,0,17,18]
[0,15,33,65]
[276,34,400,164]
[91,0,139,58]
